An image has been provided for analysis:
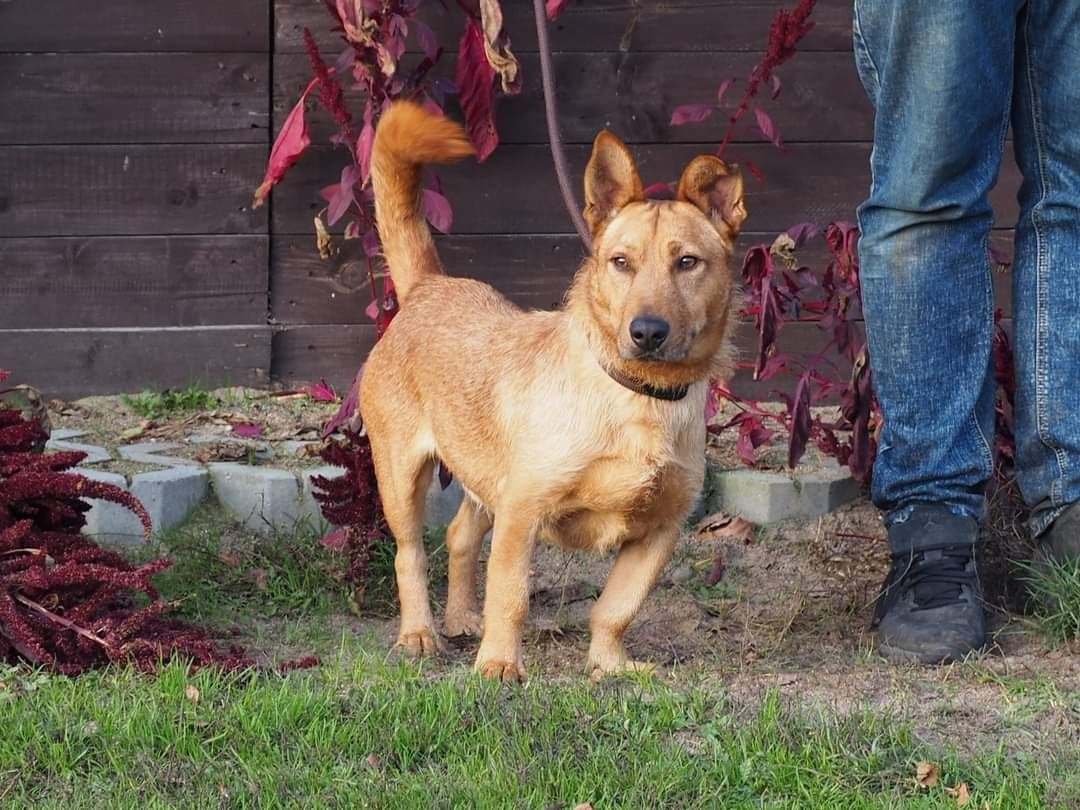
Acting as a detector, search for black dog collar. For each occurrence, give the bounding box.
[602,364,690,402]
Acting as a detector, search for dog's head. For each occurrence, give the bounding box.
[575,131,746,388]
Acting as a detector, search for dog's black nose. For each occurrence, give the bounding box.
[629,316,670,352]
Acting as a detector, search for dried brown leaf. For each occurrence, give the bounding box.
[915,761,940,788]
[944,783,970,807]
[694,512,756,544]
[185,684,201,704]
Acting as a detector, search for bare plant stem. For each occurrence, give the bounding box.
[532,0,591,249]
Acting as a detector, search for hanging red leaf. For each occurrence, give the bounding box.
[753,106,784,149]
[323,365,364,438]
[356,122,376,184]
[787,371,813,468]
[546,0,569,21]
[671,104,714,126]
[326,165,360,227]
[422,187,454,234]
[716,77,736,104]
[364,298,380,322]
[786,222,820,249]
[253,77,318,208]
[413,19,440,61]
[455,17,500,162]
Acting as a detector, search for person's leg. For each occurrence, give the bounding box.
[852,0,1022,661]
[1009,0,1080,558]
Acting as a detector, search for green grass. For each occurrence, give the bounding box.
[137,507,353,625]
[0,656,1069,809]
[1020,556,1080,641]
[4,506,1075,808]
[120,384,217,420]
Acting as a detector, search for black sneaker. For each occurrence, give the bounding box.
[873,504,986,664]
[1029,501,1080,610]
[1035,501,1080,566]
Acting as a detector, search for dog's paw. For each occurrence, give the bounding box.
[396,626,444,657]
[444,608,484,638]
[474,657,526,683]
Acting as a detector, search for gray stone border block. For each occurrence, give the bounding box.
[706,463,861,524]
[49,429,87,441]
[69,466,210,546]
[208,463,301,536]
[71,469,146,547]
[45,437,111,465]
[425,476,464,528]
[130,468,209,540]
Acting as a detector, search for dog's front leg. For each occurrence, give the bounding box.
[588,524,680,676]
[474,508,538,682]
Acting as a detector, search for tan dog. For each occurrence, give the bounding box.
[360,101,746,681]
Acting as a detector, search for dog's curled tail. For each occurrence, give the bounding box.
[371,101,474,302]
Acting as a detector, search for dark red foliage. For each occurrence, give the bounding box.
[711,221,882,483]
[993,308,1016,466]
[0,397,264,675]
[303,28,356,149]
[311,429,386,586]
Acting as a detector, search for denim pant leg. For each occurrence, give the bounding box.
[1010,0,1080,536]
[852,1,1022,525]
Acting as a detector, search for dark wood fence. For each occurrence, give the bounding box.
[0,0,1018,398]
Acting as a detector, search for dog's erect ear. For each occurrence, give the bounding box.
[676,156,747,239]
[583,131,644,237]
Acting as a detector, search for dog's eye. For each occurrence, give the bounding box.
[677,255,700,271]
[610,255,630,271]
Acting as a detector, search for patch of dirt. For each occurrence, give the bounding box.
[252,496,1075,760]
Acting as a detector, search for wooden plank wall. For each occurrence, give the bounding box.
[1,0,1018,398]
[269,0,1019,397]
[0,0,272,397]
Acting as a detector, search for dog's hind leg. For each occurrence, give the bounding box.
[587,524,680,675]
[443,497,491,638]
[373,443,443,656]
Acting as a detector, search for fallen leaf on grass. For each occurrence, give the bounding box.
[185,684,201,704]
[573,804,594,810]
[249,568,269,591]
[217,551,242,568]
[695,512,756,544]
[916,761,940,788]
[365,753,380,769]
[944,783,970,807]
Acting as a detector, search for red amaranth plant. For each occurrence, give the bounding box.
[255,0,522,337]
[670,0,817,181]
[0,376,315,675]
[311,428,386,589]
[710,222,882,483]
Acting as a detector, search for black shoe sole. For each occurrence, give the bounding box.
[877,640,985,666]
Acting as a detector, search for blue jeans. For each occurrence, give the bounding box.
[853,0,1080,536]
